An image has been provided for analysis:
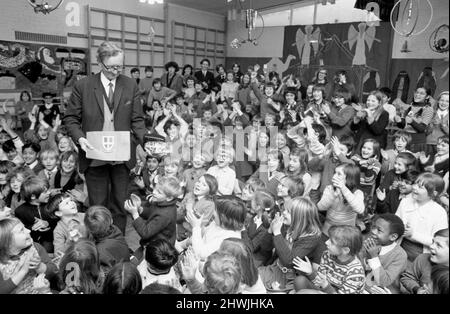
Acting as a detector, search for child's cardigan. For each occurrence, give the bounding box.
[0,243,57,294]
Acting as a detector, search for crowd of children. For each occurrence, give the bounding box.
[0,59,448,294]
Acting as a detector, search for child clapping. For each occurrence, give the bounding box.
[361,214,408,293]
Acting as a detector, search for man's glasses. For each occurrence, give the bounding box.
[100,60,125,72]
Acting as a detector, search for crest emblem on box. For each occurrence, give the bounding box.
[102,136,114,153]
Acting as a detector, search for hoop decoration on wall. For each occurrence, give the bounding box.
[429,24,449,54]
[390,0,433,53]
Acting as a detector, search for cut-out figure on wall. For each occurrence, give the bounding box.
[264,55,296,78]
[37,47,61,75]
[292,25,321,66]
[365,2,380,27]
[345,22,380,66]
[392,70,410,103]
[417,66,437,96]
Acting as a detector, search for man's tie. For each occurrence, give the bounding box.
[46,170,52,181]
[108,82,114,111]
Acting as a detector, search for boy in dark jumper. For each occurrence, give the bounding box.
[125,176,181,263]
[14,176,55,253]
[84,205,131,270]
[400,228,449,294]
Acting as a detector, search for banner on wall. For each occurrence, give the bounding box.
[0,40,88,96]
[282,22,393,102]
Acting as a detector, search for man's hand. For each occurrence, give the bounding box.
[78,137,94,152]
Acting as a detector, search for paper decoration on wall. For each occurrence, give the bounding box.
[65,1,81,27]
[345,22,380,66]
[354,0,396,21]
[264,55,296,78]
[362,70,380,101]
[0,43,28,69]
[292,25,321,66]
[365,2,380,27]
[0,40,89,93]
[416,66,437,96]
[392,70,410,103]
[37,47,61,74]
[18,61,43,83]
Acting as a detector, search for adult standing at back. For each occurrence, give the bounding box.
[161,61,184,96]
[63,41,146,234]
[194,58,216,94]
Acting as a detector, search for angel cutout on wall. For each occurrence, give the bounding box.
[291,25,321,66]
[344,22,380,66]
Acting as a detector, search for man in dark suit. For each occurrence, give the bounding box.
[194,58,216,94]
[63,41,146,234]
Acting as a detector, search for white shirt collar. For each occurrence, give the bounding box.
[100,72,116,91]
[379,241,398,256]
[46,167,58,174]
[28,160,38,169]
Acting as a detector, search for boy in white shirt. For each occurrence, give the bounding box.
[207,146,236,196]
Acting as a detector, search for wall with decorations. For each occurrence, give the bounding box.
[0,0,225,114]
[226,0,449,103]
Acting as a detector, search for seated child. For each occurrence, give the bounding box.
[102,261,142,294]
[15,176,55,253]
[351,138,382,213]
[219,238,267,294]
[182,154,207,194]
[361,214,408,293]
[2,139,24,166]
[260,197,323,292]
[207,146,236,196]
[286,147,312,196]
[0,218,58,294]
[176,174,217,242]
[46,193,86,255]
[429,264,449,294]
[317,163,364,236]
[84,206,130,270]
[58,239,103,294]
[6,166,34,213]
[375,152,417,214]
[22,142,43,175]
[380,131,413,175]
[242,189,275,267]
[137,239,181,292]
[181,249,242,294]
[54,151,87,206]
[400,228,449,294]
[187,196,246,263]
[37,149,59,189]
[129,154,161,200]
[293,225,365,294]
[250,149,285,197]
[420,136,449,177]
[0,160,14,202]
[396,173,448,261]
[125,176,182,249]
